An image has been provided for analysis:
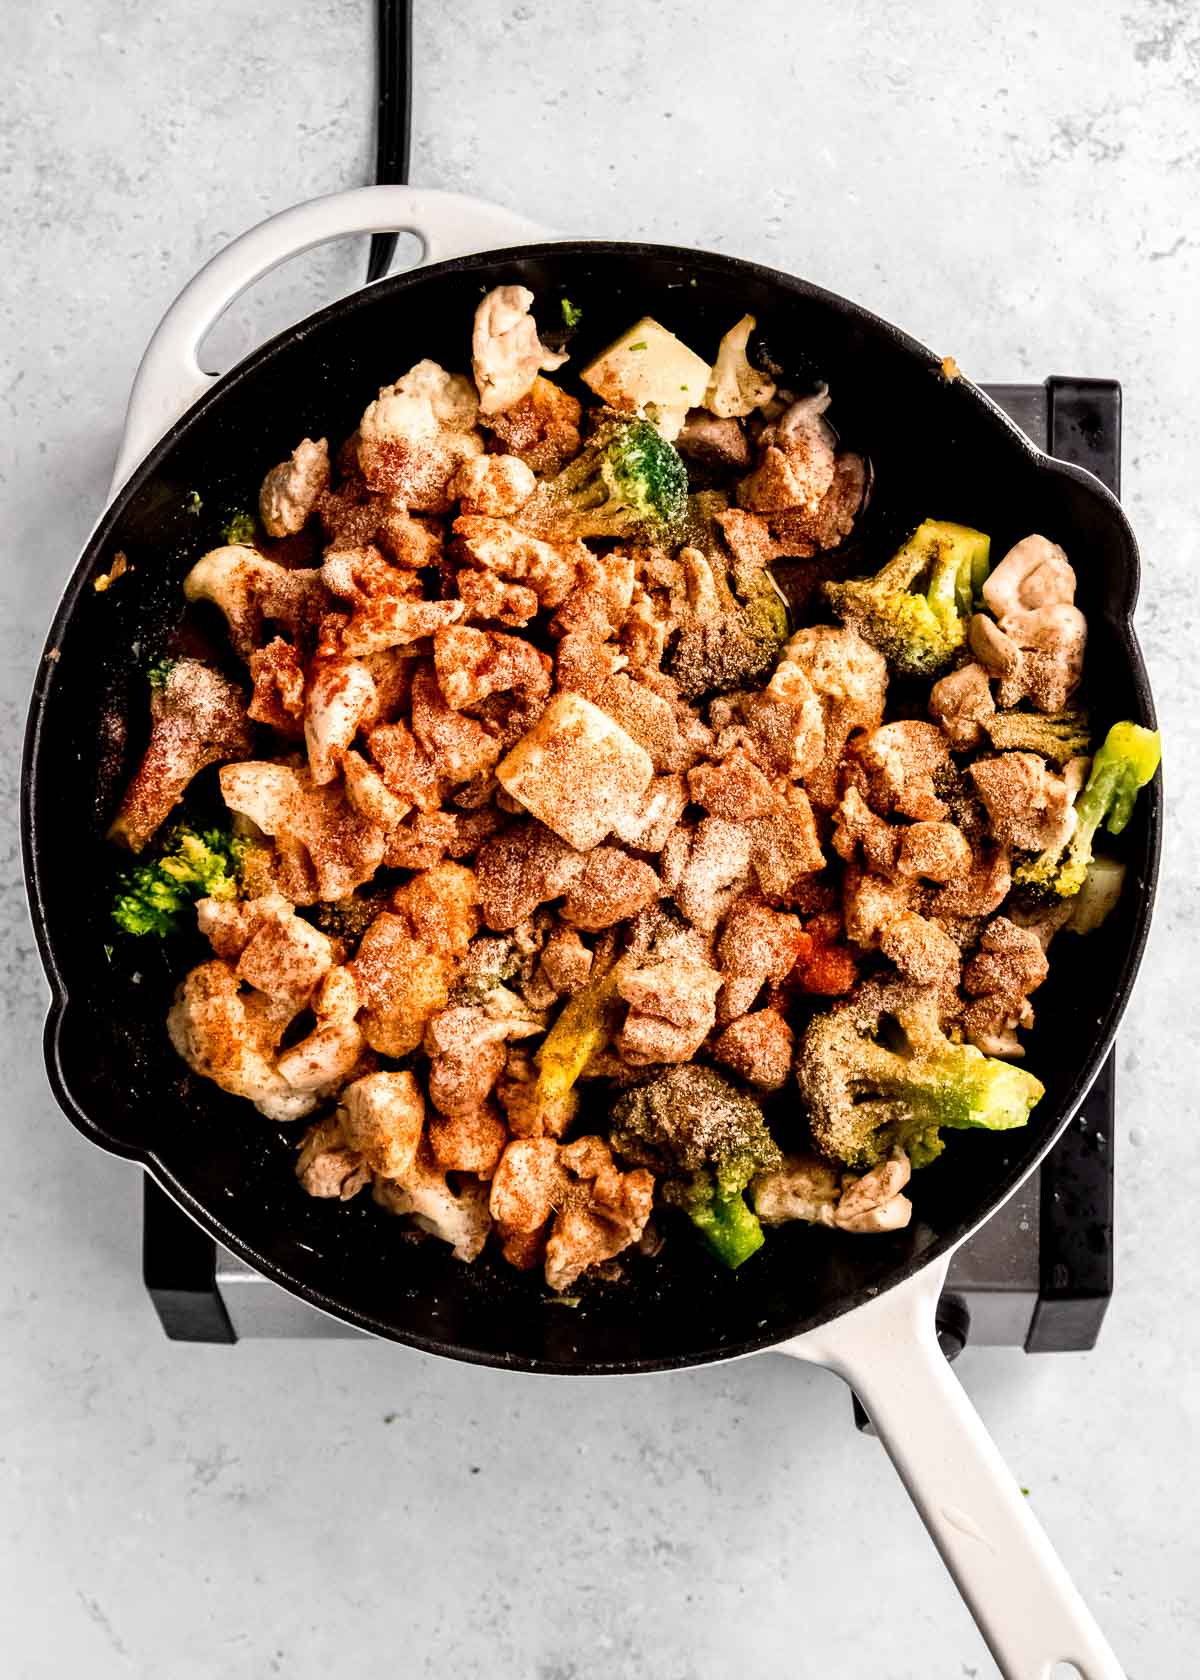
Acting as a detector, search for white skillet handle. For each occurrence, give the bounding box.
[779,1259,1125,1680]
[110,185,553,496]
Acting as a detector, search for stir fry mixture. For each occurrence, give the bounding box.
[106,288,1160,1292]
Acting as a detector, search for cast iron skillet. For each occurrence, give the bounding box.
[22,188,1159,1678]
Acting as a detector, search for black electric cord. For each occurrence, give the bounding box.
[366,0,413,282]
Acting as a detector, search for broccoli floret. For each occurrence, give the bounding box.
[611,1065,782,1269]
[663,494,791,699]
[223,510,257,545]
[984,706,1091,765]
[306,892,386,951]
[825,519,991,677]
[541,413,689,540]
[146,657,177,692]
[796,982,1044,1171]
[111,826,246,937]
[560,297,583,330]
[1014,720,1161,899]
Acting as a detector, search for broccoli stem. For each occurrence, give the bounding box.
[685,1190,766,1268]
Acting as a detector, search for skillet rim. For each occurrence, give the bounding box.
[21,239,1162,1371]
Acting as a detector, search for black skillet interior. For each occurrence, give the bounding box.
[23,243,1160,1372]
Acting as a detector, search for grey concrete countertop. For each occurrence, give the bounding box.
[3,2,1198,1675]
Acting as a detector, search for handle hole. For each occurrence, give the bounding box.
[1049,1663,1085,1678]
[197,232,425,377]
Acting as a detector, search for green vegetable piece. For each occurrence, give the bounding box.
[560,297,583,330]
[611,1065,781,1270]
[147,657,177,692]
[534,959,623,1106]
[825,518,991,678]
[111,826,246,937]
[186,490,202,515]
[1014,720,1161,899]
[984,707,1091,766]
[796,983,1045,1171]
[538,413,689,541]
[223,510,257,545]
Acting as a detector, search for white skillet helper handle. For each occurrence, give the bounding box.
[779,1258,1125,1680]
[110,185,552,496]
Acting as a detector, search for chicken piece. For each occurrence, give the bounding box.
[716,507,785,593]
[167,959,315,1122]
[410,662,503,783]
[259,436,330,537]
[480,374,583,475]
[183,547,325,659]
[559,847,660,931]
[928,662,995,751]
[247,636,306,735]
[775,626,888,807]
[449,452,537,516]
[834,1152,913,1233]
[317,483,443,569]
[712,1008,794,1091]
[753,1154,840,1226]
[225,896,335,1003]
[543,1138,655,1293]
[357,359,483,511]
[842,866,916,948]
[295,1116,371,1201]
[831,785,899,876]
[349,864,479,1058]
[273,966,368,1098]
[423,1004,517,1116]
[341,748,410,829]
[929,845,1012,919]
[472,285,569,415]
[303,657,378,784]
[609,771,690,853]
[716,897,806,1022]
[969,604,1087,714]
[220,762,386,903]
[879,910,961,987]
[895,820,973,883]
[738,390,837,515]
[428,1104,508,1179]
[335,592,463,659]
[320,543,423,606]
[551,549,638,638]
[675,411,752,471]
[687,749,778,821]
[453,516,585,608]
[476,821,584,929]
[337,1070,425,1179]
[489,1137,564,1232]
[665,816,753,933]
[768,452,867,556]
[969,752,1086,852]
[109,660,254,852]
[594,673,709,775]
[846,721,951,822]
[366,718,445,812]
[616,952,722,1066]
[982,534,1077,620]
[746,786,825,899]
[961,915,1050,1058]
[537,927,593,996]
[496,692,654,852]
[455,566,540,628]
[432,624,552,711]
[372,1150,492,1262]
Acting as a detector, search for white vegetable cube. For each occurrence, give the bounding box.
[580,317,712,441]
[496,692,654,852]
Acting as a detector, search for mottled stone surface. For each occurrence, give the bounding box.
[2,1,1197,1675]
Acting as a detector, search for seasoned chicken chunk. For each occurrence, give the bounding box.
[449,452,538,516]
[109,659,253,852]
[337,1070,425,1179]
[969,752,1086,852]
[304,657,378,784]
[295,1116,370,1201]
[259,436,330,537]
[480,374,583,475]
[432,624,551,711]
[168,960,317,1122]
[357,359,483,511]
[929,662,995,751]
[373,1150,492,1262]
[846,720,951,822]
[183,547,325,658]
[472,285,568,415]
[220,762,386,903]
[712,1007,794,1090]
